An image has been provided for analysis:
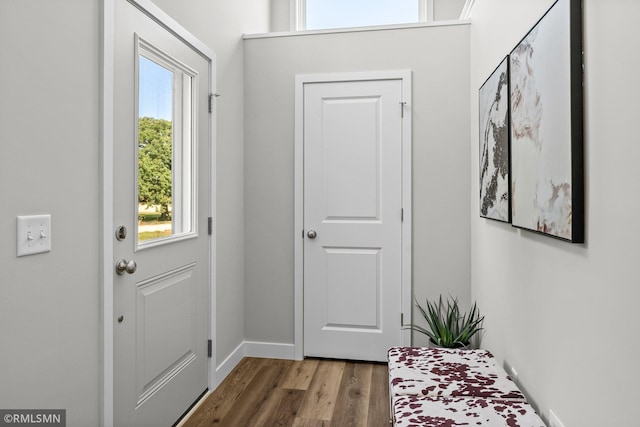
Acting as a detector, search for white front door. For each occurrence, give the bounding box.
[302,76,408,362]
[113,1,211,425]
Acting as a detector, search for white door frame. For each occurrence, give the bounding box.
[101,1,217,425]
[293,70,412,361]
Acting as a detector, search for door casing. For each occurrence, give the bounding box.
[293,70,412,360]
[101,1,217,425]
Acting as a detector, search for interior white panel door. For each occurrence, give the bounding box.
[113,1,211,425]
[303,78,403,362]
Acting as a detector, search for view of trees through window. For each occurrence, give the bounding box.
[137,55,174,242]
[138,117,172,223]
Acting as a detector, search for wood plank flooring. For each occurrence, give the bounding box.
[181,357,391,427]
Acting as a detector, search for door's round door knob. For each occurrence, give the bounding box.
[307,230,317,239]
[116,259,137,275]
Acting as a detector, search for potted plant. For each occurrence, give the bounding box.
[405,295,484,349]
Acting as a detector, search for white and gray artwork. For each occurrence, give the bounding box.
[479,57,510,222]
[509,0,578,241]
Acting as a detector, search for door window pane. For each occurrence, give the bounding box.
[306,0,419,30]
[137,39,196,247]
[138,56,174,242]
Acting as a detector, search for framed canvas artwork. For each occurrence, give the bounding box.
[509,0,584,242]
[479,56,510,223]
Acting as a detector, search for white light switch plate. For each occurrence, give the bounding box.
[17,215,52,256]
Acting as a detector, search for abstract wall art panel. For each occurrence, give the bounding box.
[479,56,510,223]
[509,0,584,242]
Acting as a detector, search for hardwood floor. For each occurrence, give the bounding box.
[181,357,391,427]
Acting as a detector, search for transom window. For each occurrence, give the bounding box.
[300,0,428,31]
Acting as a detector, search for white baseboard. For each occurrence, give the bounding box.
[214,341,245,388]
[213,340,296,388]
[244,341,296,360]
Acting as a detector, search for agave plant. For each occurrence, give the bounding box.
[406,295,484,348]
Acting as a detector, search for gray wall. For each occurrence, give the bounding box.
[470,0,640,425]
[150,0,270,378]
[244,23,471,347]
[0,1,100,425]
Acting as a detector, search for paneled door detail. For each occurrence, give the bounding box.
[113,1,211,425]
[303,78,405,362]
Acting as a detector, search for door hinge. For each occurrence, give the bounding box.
[400,101,406,118]
[401,208,404,222]
[207,339,212,358]
[209,93,220,113]
[401,313,404,326]
[208,217,213,235]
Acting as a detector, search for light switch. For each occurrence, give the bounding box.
[17,215,52,256]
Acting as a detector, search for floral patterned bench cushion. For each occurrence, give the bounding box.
[393,395,545,427]
[388,347,525,401]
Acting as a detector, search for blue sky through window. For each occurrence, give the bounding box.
[306,0,419,30]
[139,56,173,121]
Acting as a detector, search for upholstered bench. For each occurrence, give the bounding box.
[388,347,525,400]
[388,347,544,426]
[393,395,546,427]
